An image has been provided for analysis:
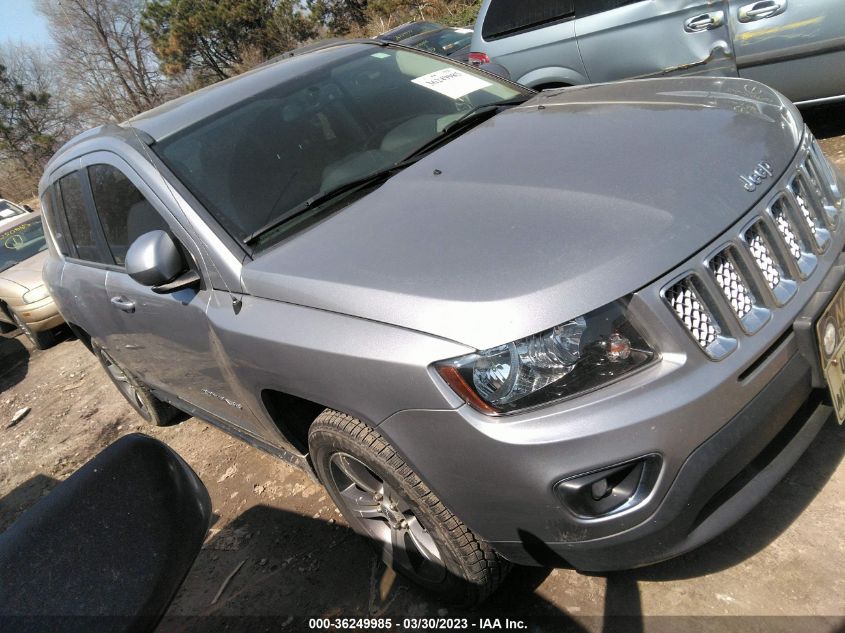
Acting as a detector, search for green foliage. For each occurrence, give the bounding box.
[308,0,369,35]
[142,0,315,80]
[0,63,57,173]
[440,0,481,27]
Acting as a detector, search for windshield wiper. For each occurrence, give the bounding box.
[244,95,532,247]
[243,159,418,246]
[401,95,532,162]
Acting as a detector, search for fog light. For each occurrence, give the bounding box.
[555,455,661,519]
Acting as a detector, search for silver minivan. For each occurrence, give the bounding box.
[469,0,845,105]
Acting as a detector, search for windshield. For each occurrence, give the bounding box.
[154,45,528,249]
[379,22,441,42]
[405,28,473,56]
[0,201,26,222]
[0,219,47,273]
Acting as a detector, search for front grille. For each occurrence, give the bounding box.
[745,224,782,290]
[771,198,802,260]
[666,279,719,349]
[663,136,841,358]
[710,250,754,319]
[790,174,828,249]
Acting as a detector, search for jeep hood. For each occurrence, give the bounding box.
[0,249,48,292]
[242,77,803,350]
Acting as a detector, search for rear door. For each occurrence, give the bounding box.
[728,0,845,104]
[475,0,589,87]
[46,163,112,341]
[81,152,265,437]
[574,0,737,83]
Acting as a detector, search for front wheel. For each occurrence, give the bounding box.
[308,409,510,605]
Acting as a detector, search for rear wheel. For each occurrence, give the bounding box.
[11,311,57,350]
[309,409,510,605]
[95,346,180,427]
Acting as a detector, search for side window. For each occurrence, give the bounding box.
[58,172,110,264]
[41,188,70,256]
[575,0,648,19]
[88,164,170,266]
[482,0,575,40]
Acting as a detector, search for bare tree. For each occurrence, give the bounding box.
[36,0,167,122]
[0,44,72,199]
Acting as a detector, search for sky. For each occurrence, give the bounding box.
[0,0,50,47]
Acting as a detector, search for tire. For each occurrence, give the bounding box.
[11,310,57,350]
[308,409,510,605]
[95,346,180,427]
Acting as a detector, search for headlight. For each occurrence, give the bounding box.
[22,285,50,304]
[435,298,656,415]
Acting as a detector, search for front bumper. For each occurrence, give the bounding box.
[497,351,830,570]
[2,295,63,332]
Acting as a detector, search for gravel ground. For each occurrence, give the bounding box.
[1,103,845,633]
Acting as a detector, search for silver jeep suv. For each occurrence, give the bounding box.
[39,40,845,604]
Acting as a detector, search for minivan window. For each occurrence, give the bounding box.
[155,45,525,248]
[58,172,110,264]
[482,0,575,40]
[88,164,170,265]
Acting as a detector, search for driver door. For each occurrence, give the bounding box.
[80,152,264,436]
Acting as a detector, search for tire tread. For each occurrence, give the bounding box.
[309,409,509,604]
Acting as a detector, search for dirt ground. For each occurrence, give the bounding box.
[2,104,845,633]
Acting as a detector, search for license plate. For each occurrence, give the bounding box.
[817,282,845,424]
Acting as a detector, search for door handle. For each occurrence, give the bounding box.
[738,0,787,22]
[684,11,725,33]
[110,296,136,313]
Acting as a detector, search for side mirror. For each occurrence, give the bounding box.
[125,230,200,294]
[22,204,35,213]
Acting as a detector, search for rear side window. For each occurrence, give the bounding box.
[482,0,575,40]
[41,188,70,256]
[58,172,110,263]
[88,164,169,265]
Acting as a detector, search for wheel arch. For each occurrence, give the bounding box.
[260,388,331,456]
[518,66,587,89]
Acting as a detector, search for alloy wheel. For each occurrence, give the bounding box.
[329,452,446,584]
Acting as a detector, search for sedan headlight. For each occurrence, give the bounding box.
[22,285,50,304]
[435,299,655,415]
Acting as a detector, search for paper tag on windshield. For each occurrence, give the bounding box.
[412,68,491,99]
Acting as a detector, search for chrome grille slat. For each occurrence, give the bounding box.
[790,175,817,234]
[710,250,754,319]
[666,278,719,349]
[771,198,802,260]
[745,224,782,290]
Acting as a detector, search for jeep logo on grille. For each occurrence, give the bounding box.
[740,161,774,192]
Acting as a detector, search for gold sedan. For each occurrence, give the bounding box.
[0,211,64,349]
